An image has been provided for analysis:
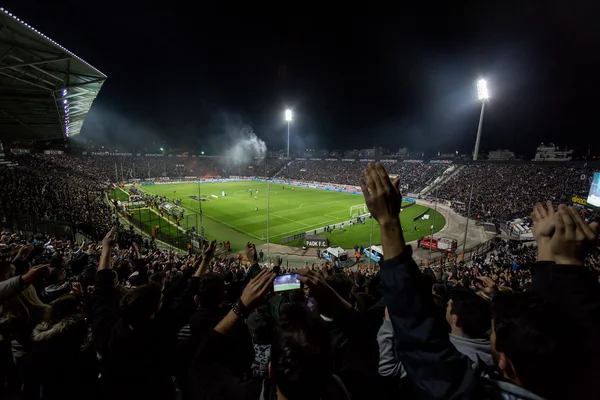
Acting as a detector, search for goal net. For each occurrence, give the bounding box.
[350,204,369,217]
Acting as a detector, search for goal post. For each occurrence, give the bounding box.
[350,204,369,217]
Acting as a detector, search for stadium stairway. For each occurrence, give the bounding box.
[271,160,292,179]
[421,165,465,196]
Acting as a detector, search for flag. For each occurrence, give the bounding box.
[41,181,49,195]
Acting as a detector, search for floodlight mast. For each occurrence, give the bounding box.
[472,79,488,161]
[285,109,292,158]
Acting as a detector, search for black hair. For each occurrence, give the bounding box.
[196,273,225,309]
[119,283,162,327]
[449,288,491,339]
[355,274,365,287]
[491,292,569,399]
[272,303,333,400]
[326,273,353,301]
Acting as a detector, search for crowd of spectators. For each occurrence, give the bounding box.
[438,163,595,222]
[0,163,598,400]
[279,160,447,191]
[1,155,113,237]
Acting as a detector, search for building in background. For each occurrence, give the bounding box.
[488,149,515,160]
[532,143,573,162]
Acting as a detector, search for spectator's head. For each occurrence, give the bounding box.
[490,292,568,398]
[222,270,233,284]
[446,288,491,339]
[119,283,163,328]
[46,294,80,324]
[149,271,167,287]
[326,273,352,302]
[0,260,15,281]
[355,274,365,288]
[195,273,225,309]
[271,303,333,400]
[273,265,281,275]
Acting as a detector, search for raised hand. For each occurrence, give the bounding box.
[21,264,50,284]
[245,242,258,264]
[550,206,599,266]
[298,268,352,312]
[102,228,118,248]
[240,269,275,310]
[476,275,498,297]
[202,240,217,261]
[531,201,557,261]
[359,163,402,225]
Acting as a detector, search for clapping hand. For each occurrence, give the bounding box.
[550,206,598,266]
[359,163,402,226]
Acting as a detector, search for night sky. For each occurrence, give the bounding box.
[4,1,599,157]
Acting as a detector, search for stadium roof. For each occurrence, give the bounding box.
[0,7,106,141]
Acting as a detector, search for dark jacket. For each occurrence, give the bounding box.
[32,314,95,400]
[192,307,377,400]
[90,268,197,400]
[379,252,548,400]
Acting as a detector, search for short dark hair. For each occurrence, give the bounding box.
[272,303,333,400]
[326,273,352,301]
[119,283,162,327]
[196,273,225,309]
[491,292,568,399]
[449,288,491,338]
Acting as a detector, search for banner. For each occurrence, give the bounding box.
[305,235,329,248]
[403,159,423,163]
[430,160,453,164]
[572,195,587,206]
[310,158,322,161]
[341,159,355,162]
[325,158,338,161]
[44,150,64,155]
[91,152,132,156]
[145,154,163,157]
[10,148,30,154]
[359,159,375,162]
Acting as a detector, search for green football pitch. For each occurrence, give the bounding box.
[119,181,445,251]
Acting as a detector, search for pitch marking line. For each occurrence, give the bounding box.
[176,202,262,240]
[298,198,349,209]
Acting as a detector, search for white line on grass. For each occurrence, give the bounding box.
[299,198,350,209]
[177,202,262,240]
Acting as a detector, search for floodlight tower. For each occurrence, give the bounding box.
[285,109,292,158]
[472,79,489,161]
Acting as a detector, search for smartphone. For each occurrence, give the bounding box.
[273,273,301,292]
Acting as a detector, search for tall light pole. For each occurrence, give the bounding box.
[285,109,292,158]
[472,79,489,161]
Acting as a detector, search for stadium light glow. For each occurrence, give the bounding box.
[285,109,292,122]
[201,151,204,155]
[477,79,489,101]
[472,78,488,161]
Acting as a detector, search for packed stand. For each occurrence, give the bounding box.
[439,163,596,222]
[0,164,599,400]
[1,155,114,237]
[279,159,448,191]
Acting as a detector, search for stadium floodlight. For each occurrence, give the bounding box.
[285,109,292,158]
[201,151,204,155]
[477,79,489,100]
[472,78,488,161]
